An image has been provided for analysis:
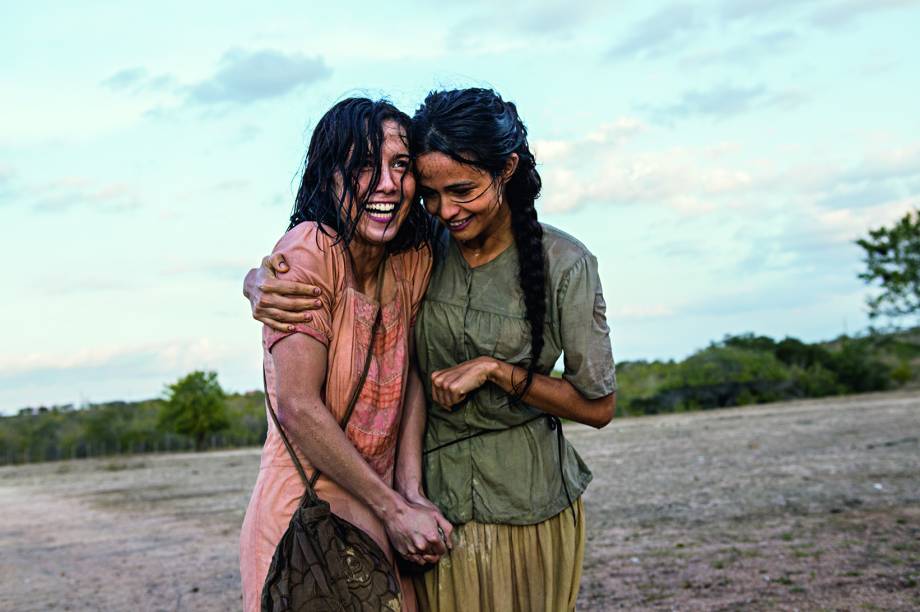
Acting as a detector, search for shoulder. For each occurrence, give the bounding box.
[273,221,340,254]
[272,222,347,286]
[540,223,597,282]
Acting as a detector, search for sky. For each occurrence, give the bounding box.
[2,0,919,413]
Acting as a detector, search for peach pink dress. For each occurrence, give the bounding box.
[239,222,432,612]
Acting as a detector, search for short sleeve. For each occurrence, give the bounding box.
[557,255,617,398]
[262,223,345,352]
[403,245,434,327]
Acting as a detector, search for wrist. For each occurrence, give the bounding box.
[396,477,424,501]
[482,357,503,384]
[372,487,407,521]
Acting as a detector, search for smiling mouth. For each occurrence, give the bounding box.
[365,201,398,223]
[446,215,474,232]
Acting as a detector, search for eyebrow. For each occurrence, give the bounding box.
[445,181,477,189]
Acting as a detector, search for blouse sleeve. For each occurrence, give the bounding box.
[556,254,617,398]
[262,223,344,352]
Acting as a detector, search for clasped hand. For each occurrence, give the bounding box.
[430,357,498,410]
[385,494,454,565]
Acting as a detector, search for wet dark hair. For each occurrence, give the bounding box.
[289,97,431,254]
[411,88,545,395]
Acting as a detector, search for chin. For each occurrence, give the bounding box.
[356,227,400,245]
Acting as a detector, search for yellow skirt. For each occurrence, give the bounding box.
[413,498,585,612]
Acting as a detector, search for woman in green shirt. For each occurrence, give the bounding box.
[245,88,616,611]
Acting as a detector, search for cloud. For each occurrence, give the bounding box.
[607,3,702,60]
[100,67,177,94]
[609,0,914,66]
[811,0,920,29]
[42,277,134,297]
[101,67,148,90]
[682,30,800,68]
[610,304,676,320]
[445,0,612,52]
[31,177,140,213]
[531,116,740,214]
[516,0,608,34]
[161,258,254,282]
[1,169,142,214]
[0,339,239,412]
[720,0,820,22]
[641,83,807,123]
[102,48,331,113]
[185,48,331,106]
[0,165,15,200]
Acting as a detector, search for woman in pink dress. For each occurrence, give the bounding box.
[239,98,453,612]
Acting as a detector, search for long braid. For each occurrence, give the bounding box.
[504,137,545,396]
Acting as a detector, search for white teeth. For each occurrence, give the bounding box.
[366,203,396,213]
[449,216,471,227]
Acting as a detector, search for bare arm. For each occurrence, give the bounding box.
[394,333,453,556]
[430,357,615,429]
[395,363,428,501]
[272,332,447,558]
[244,254,323,332]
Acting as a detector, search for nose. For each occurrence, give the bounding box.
[438,198,460,221]
[375,164,398,194]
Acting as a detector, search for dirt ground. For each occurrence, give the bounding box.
[1,391,918,611]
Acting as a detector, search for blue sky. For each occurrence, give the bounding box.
[2,0,919,413]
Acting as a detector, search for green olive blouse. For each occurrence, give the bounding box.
[415,223,617,526]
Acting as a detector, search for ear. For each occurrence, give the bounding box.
[500,153,519,184]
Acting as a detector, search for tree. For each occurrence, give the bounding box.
[856,209,920,323]
[158,371,229,451]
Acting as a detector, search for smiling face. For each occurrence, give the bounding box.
[414,151,511,243]
[338,119,415,247]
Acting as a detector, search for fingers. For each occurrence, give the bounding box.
[268,253,289,274]
[254,308,313,330]
[259,278,322,298]
[434,514,454,551]
[255,316,293,334]
[265,294,323,313]
[430,371,467,409]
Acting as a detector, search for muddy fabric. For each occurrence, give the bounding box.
[413,499,585,612]
[241,222,432,612]
[415,224,616,525]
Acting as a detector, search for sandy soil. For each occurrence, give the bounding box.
[1,391,918,611]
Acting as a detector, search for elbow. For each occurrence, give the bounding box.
[275,396,321,432]
[243,268,256,298]
[590,393,616,429]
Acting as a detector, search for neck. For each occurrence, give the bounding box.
[457,205,514,266]
[347,239,386,289]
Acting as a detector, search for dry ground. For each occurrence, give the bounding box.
[1,391,918,611]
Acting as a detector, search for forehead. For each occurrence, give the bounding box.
[415,152,487,185]
[380,119,408,153]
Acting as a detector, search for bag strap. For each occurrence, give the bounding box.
[263,256,388,506]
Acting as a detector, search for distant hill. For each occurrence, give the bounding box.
[615,328,920,416]
[1,391,266,465]
[3,328,918,465]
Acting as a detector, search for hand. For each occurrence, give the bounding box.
[243,253,323,332]
[430,357,498,410]
[399,494,454,565]
[384,498,452,565]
